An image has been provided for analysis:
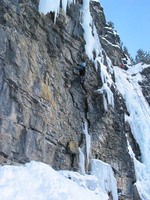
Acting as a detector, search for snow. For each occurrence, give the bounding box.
[0,161,115,200]
[128,62,150,74]
[101,36,120,49]
[127,139,150,200]
[114,63,150,200]
[59,168,108,199]
[83,121,91,167]
[81,0,95,60]
[81,0,104,61]
[38,0,74,22]
[90,159,118,200]
[96,61,114,111]
[61,0,75,14]
[38,0,104,63]
[39,0,60,22]
[80,2,116,112]
[79,147,86,175]
[97,83,114,110]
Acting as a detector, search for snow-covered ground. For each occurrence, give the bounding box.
[114,63,150,200]
[0,160,118,200]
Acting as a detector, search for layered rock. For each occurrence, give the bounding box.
[90,1,124,66]
[0,0,138,199]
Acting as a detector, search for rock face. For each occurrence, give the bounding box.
[90,1,124,66]
[0,0,139,199]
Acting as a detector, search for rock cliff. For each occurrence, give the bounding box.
[0,0,146,199]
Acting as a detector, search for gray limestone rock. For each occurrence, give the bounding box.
[0,1,141,199]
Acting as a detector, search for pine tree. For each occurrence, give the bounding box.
[135,49,150,64]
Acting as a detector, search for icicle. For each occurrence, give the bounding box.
[83,121,91,168]
[38,0,75,22]
[38,0,60,23]
[97,84,114,111]
[103,95,108,111]
[78,147,86,175]
[81,0,103,61]
[62,0,75,14]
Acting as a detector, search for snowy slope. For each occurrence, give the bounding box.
[114,63,150,200]
[0,160,119,200]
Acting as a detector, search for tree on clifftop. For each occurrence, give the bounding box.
[135,49,150,64]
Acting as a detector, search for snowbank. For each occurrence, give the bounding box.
[0,160,119,200]
[0,161,111,200]
[127,62,150,74]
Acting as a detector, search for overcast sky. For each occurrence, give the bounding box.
[99,0,150,58]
